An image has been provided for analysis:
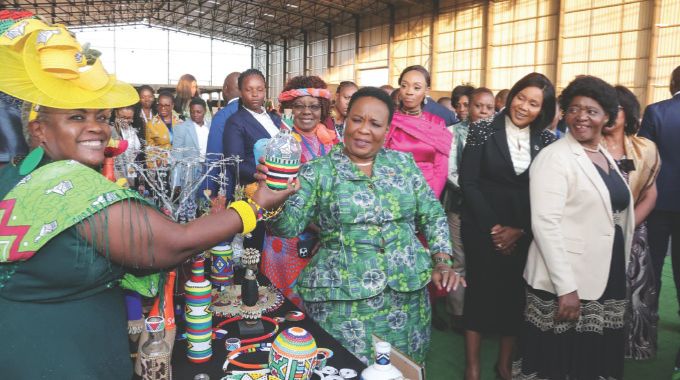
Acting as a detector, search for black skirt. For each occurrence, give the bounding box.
[462,221,530,335]
[512,224,627,380]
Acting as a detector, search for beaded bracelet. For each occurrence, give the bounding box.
[247,197,284,221]
[223,342,272,371]
[228,200,257,234]
[215,315,280,345]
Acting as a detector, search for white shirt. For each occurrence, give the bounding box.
[505,116,531,175]
[245,107,279,137]
[193,121,210,157]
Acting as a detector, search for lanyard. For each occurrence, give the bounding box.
[141,109,152,124]
[299,134,325,159]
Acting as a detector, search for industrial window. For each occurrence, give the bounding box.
[560,0,653,100]
[648,0,680,103]
[329,33,356,84]
[392,15,431,86]
[269,44,284,102]
[307,39,328,78]
[357,25,389,77]
[287,40,304,81]
[435,0,485,91]
[488,0,558,92]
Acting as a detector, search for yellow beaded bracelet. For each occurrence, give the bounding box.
[228,200,257,235]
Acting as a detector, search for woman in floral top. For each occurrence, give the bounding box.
[267,87,464,364]
[261,75,337,309]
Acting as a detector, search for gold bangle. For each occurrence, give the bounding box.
[228,200,257,235]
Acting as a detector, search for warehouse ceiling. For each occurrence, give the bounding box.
[5,0,426,46]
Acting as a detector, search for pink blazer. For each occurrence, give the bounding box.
[385,111,452,197]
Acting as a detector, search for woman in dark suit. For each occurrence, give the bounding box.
[223,69,281,194]
[459,72,556,380]
[223,69,281,250]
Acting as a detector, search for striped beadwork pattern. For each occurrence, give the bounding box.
[265,157,300,190]
[210,244,234,287]
[185,257,213,363]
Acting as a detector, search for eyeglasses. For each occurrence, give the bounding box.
[566,106,603,118]
[157,103,173,108]
[292,104,322,112]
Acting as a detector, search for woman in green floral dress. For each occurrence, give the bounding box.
[268,87,465,364]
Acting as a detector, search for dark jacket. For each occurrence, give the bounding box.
[459,112,556,233]
[638,93,680,211]
[424,97,458,126]
[223,106,281,187]
[0,102,28,164]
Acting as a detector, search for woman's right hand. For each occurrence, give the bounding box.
[251,158,300,211]
[556,290,580,321]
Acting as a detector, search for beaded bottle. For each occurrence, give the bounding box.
[184,257,213,363]
[264,109,301,190]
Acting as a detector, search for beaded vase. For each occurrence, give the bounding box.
[265,110,301,190]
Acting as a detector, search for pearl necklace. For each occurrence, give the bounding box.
[582,145,600,153]
[353,161,374,167]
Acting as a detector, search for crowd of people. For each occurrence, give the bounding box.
[1,11,680,380]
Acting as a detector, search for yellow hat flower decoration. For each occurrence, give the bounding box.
[0,18,138,109]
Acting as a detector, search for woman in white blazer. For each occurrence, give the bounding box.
[513,76,635,380]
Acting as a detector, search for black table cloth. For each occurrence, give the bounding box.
[170,269,366,379]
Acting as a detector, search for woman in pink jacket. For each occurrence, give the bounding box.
[385,65,452,198]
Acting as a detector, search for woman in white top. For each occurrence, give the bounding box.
[458,73,557,380]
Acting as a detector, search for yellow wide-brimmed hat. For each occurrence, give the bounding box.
[0,18,138,109]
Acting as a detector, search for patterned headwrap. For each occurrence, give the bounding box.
[278,88,332,102]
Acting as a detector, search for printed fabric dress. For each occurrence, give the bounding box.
[261,130,335,308]
[268,144,452,364]
[0,158,147,379]
[614,135,661,360]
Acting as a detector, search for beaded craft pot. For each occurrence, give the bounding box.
[210,244,234,287]
[268,327,318,380]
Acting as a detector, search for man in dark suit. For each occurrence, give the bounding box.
[204,72,241,196]
[638,65,680,315]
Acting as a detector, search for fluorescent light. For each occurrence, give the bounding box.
[263,13,274,17]
[286,3,299,8]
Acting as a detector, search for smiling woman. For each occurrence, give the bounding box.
[266,86,462,364]
[514,75,634,380]
[261,75,337,308]
[458,73,556,380]
[31,108,112,168]
[0,15,295,379]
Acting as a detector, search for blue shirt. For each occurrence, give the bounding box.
[203,98,240,195]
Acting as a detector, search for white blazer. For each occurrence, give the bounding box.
[524,133,635,300]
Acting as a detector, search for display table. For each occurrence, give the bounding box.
[170,270,366,379]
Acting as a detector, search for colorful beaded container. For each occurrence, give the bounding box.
[268,327,318,380]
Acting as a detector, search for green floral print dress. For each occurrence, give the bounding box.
[269,143,452,364]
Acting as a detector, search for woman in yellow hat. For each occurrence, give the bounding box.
[0,14,296,379]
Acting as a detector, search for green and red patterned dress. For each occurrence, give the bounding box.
[0,158,147,379]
